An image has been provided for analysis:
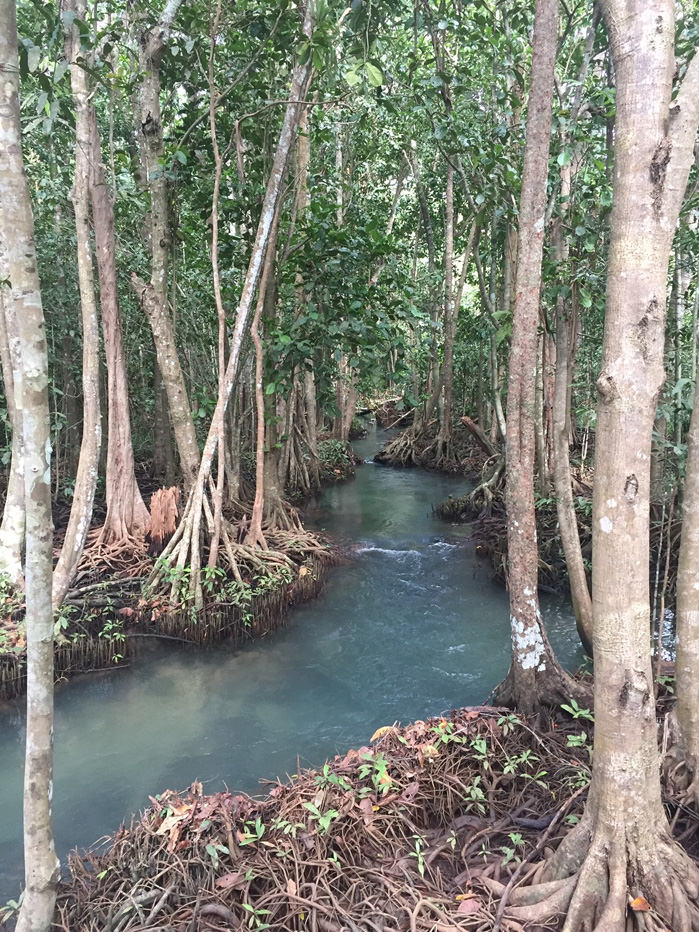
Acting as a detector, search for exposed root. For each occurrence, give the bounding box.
[79,528,151,578]
[55,707,598,932]
[498,816,699,932]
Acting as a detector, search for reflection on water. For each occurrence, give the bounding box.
[0,426,580,900]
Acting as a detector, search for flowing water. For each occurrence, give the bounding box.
[0,427,580,902]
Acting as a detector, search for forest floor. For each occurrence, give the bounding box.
[0,442,359,701]
[45,700,697,932]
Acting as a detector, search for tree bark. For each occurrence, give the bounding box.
[0,283,25,587]
[495,0,580,714]
[53,4,103,608]
[674,360,699,804]
[539,4,699,927]
[133,0,200,491]
[551,154,593,654]
[0,2,60,927]
[88,110,149,541]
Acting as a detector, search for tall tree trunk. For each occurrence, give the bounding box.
[132,0,200,491]
[150,3,315,610]
[551,158,593,653]
[674,360,699,805]
[536,4,699,927]
[0,285,24,587]
[436,162,455,465]
[53,5,103,608]
[89,108,150,542]
[494,0,581,714]
[0,3,60,928]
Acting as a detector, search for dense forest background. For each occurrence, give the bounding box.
[2,0,699,930]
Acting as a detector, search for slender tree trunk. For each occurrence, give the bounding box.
[53,5,103,608]
[551,157,593,653]
[132,0,200,491]
[0,3,60,928]
[538,4,699,926]
[495,0,580,714]
[55,206,81,480]
[151,4,315,609]
[0,285,24,587]
[89,108,150,542]
[674,363,699,804]
[436,162,455,464]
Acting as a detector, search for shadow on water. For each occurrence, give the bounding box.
[0,426,581,901]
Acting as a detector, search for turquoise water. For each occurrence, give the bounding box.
[0,427,580,901]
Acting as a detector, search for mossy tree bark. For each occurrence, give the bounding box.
[0,2,60,928]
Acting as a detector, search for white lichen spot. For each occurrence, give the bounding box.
[511,615,545,670]
[599,516,613,533]
[606,498,617,508]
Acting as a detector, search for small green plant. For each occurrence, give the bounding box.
[270,816,305,839]
[358,752,392,795]
[566,732,589,749]
[469,735,489,769]
[303,802,339,835]
[657,674,675,694]
[0,892,23,925]
[409,835,426,877]
[238,817,265,846]
[242,903,271,931]
[315,763,351,792]
[463,776,487,815]
[500,831,525,866]
[497,713,522,736]
[205,842,229,870]
[560,698,594,722]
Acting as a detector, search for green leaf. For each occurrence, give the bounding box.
[344,69,360,87]
[365,62,383,87]
[27,46,41,73]
[265,382,276,395]
[557,150,571,167]
[53,59,69,83]
[579,289,592,308]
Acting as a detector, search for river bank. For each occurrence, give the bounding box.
[0,441,359,702]
[0,428,580,906]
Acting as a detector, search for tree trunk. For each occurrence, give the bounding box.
[53,4,103,608]
[674,360,699,804]
[436,162,455,465]
[551,155,593,654]
[0,285,25,587]
[133,0,200,491]
[495,0,581,714]
[152,359,176,485]
[537,4,699,927]
[150,3,315,610]
[0,3,60,927]
[88,109,149,542]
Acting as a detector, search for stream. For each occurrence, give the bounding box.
[0,427,580,902]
